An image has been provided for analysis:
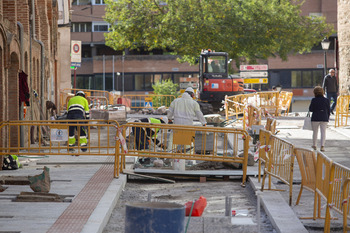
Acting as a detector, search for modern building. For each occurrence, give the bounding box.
[71,0,337,98]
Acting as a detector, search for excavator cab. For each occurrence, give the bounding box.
[198,50,243,109]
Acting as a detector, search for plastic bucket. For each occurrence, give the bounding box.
[125,202,185,233]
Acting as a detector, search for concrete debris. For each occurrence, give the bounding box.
[153,159,164,167]
[15,191,63,202]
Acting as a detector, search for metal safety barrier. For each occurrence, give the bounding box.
[335,95,350,128]
[0,120,122,177]
[294,147,318,219]
[225,91,293,121]
[123,94,176,109]
[59,88,114,112]
[324,157,350,233]
[65,96,109,110]
[259,129,295,205]
[118,122,250,186]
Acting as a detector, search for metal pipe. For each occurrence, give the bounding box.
[17,22,25,147]
[103,54,105,90]
[32,0,46,119]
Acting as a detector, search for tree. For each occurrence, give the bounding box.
[104,0,333,65]
[152,79,179,107]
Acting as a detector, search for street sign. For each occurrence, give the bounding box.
[240,65,268,71]
[240,71,268,78]
[244,78,268,84]
[71,40,81,67]
[145,102,153,108]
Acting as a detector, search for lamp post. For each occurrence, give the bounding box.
[321,37,331,77]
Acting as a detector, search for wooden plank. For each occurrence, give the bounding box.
[123,170,175,183]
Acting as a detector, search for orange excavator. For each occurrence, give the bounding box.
[197,50,244,114]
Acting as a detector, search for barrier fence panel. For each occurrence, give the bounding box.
[0,120,122,177]
[294,147,317,207]
[60,88,112,112]
[324,161,350,232]
[260,131,295,205]
[225,91,293,121]
[119,122,250,186]
[279,91,293,116]
[335,95,350,128]
[257,92,279,117]
[65,96,109,111]
[258,129,272,183]
[314,151,333,221]
[247,105,261,129]
[342,178,350,233]
[123,94,176,109]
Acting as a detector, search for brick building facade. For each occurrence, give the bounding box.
[0,0,60,153]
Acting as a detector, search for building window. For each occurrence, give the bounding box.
[93,0,105,4]
[291,71,301,88]
[93,23,109,32]
[291,70,325,88]
[72,0,91,5]
[71,23,92,32]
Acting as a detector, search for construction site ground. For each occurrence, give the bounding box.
[0,112,350,233]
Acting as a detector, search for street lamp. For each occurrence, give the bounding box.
[321,37,331,77]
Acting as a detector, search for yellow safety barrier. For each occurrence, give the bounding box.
[342,178,350,233]
[65,96,109,111]
[335,95,350,128]
[279,91,293,116]
[314,151,333,222]
[118,122,251,186]
[59,88,112,112]
[123,94,176,109]
[225,91,293,121]
[247,105,262,129]
[294,147,319,220]
[0,120,122,177]
[260,129,295,206]
[324,158,350,232]
[258,128,272,183]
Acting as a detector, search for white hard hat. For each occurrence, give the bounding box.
[185,87,194,93]
[160,116,168,124]
[76,91,85,97]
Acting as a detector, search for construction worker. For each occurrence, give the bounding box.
[167,87,206,170]
[132,117,167,150]
[167,87,207,126]
[67,91,90,152]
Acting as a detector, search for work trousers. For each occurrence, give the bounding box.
[311,121,328,147]
[67,110,87,147]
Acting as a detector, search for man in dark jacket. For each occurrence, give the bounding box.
[322,69,338,114]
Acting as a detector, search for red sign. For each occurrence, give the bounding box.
[240,65,268,71]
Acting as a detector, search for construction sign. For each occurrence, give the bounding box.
[244,78,268,84]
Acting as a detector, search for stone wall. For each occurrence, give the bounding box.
[338,0,350,94]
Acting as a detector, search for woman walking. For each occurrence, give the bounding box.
[309,86,330,151]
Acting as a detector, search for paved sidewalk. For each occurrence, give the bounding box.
[0,113,349,233]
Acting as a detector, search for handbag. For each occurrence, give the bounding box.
[303,112,312,130]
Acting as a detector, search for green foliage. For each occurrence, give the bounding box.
[104,0,334,65]
[151,80,179,107]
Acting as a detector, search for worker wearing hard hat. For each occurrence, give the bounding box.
[67,91,90,152]
[167,87,206,126]
[132,117,168,150]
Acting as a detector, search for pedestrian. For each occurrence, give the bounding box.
[67,91,90,152]
[322,69,338,115]
[309,86,330,152]
[167,87,207,126]
[132,117,167,150]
